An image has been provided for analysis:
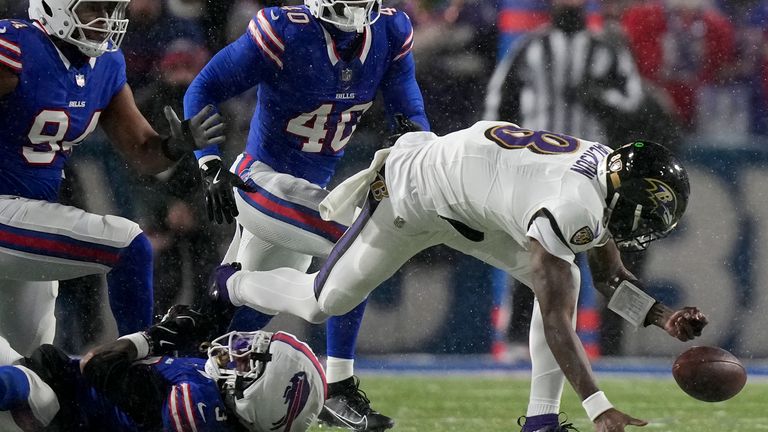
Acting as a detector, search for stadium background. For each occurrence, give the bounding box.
[1,0,767,364]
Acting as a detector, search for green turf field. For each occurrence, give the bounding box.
[310,374,768,431]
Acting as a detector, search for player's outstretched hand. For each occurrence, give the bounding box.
[163,104,226,155]
[663,307,708,342]
[594,408,648,432]
[200,158,256,224]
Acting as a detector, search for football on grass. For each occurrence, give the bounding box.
[672,346,747,402]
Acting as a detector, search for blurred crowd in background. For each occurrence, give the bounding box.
[0,0,766,357]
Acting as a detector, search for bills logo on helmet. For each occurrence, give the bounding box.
[270,372,311,431]
[570,226,595,246]
[645,178,676,225]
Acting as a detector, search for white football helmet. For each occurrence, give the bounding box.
[206,331,326,432]
[29,0,129,57]
[304,0,382,33]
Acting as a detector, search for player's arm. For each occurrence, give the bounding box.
[0,65,18,97]
[184,27,270,157]
[100,84,174,174]
[183,22,273,223]
[80,329,192,428]
[100,84,225,175]
[379,12,429,132]
[529,239,647,431]
[587,239,708,341]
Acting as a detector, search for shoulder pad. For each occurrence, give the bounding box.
[0,19,29,72]
[246,7,291,69]
[380,9,413,61]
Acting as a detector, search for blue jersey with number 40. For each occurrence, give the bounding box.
[186,5,428,187]
[0,19,126,202]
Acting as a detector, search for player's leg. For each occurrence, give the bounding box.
[233,156,392,429]
[0,280,56,357]
[0,197,153,336]
[227,227,314,330]
[0,364,58,432]
[442,233,580,431]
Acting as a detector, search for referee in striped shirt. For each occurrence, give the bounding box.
[485,0,643,143]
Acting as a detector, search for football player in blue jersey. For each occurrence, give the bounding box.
[0,310,326,431]
[0,0,223,356]
[184,0,428,430]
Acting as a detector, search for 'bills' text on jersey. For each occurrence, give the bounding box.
[0,19,125,202]
[186,6,428,187]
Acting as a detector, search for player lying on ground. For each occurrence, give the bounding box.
[183,0,429,429]
[204,121,708,432]
[0,308,325,431]
[0,0,223,356]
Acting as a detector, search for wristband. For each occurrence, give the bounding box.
[582,391,614,422]
[118,332,151,359]
[607,279,656,328]
[197,154,222,168]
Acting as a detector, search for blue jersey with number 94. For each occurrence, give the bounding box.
[0,18,125,202]
[185,5,429,187]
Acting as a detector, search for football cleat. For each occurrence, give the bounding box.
[517,413,579,432]
[318,376,394,431]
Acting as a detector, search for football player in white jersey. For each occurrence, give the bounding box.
[204,121,708,431]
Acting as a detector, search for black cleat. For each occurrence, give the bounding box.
[517,413,579,432]
[318,376,394,431]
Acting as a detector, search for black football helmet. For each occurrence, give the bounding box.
[602,140,690,251]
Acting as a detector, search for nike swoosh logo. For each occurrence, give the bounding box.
[212,169,222,185]
[270,10,279,20]
[324,407,368,429]
[0,28,6,33]
[197,402,207,422]
[159,340,174,347]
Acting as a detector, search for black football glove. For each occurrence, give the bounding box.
[200,158,255,224]
[162,105,226,161]
[147,305,212,355]
[386,113,424,147]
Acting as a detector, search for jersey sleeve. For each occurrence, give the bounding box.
[379,11,430,132]
[185,8,283,160]
[0,20,26,74]
[163,382,228,432]
[107,49,128,101]
[526,200,604,258]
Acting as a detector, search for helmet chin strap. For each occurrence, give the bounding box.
[603,192,620,228]
[630,204,643,232]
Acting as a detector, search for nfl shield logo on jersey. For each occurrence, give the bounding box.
[75,74,86,87]
[341,68,353,83]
